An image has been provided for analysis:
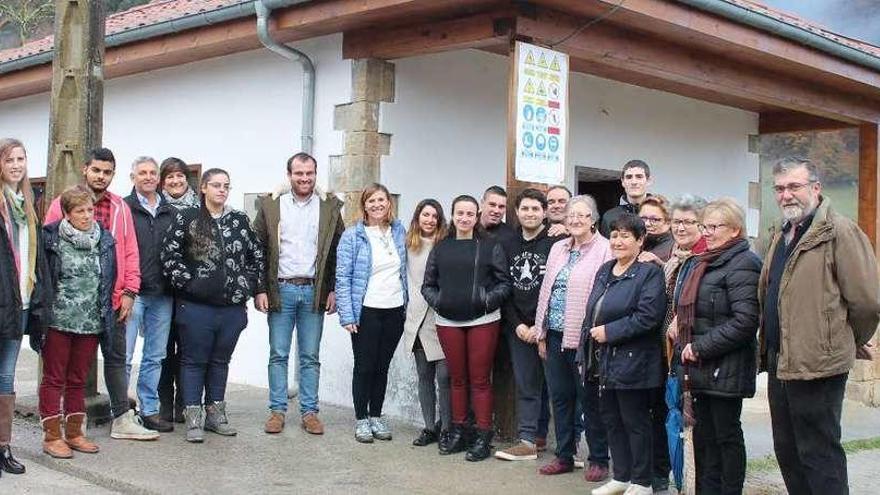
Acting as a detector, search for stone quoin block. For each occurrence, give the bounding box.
[345,131,391,156]
[333,101,380,132]
[329,154,381,193]
[351,58,395,103]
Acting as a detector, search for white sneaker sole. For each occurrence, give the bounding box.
[494,451,538,461]
[110,432,159,440]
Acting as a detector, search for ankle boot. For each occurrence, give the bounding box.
[0,394,24,474]
[465,428,494,462]
[439,424,466,455]
[64,413,99,453]
[204,401,237,436]
[41,415,72,459]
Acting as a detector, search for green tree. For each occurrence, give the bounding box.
[0,0,54,46]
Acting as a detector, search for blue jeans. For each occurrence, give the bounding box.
[0,310,25,394]
[267,283,324,415]
[544,331,609,465]
[176,300,247,406]
[125,295,173,416]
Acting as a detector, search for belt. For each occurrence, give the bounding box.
[278,277,314,286]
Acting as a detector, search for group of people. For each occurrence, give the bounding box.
[0,138,876,495]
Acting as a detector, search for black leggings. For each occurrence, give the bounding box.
[350,306,405,420]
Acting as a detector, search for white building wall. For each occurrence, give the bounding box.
[0,42,757,425]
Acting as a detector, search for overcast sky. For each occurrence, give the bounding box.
[761,0,880,45]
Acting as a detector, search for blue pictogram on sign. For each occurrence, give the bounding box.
[535,134,547,151]
[523,104,534,122]
[523,132,534,149]
[548,136,559,152]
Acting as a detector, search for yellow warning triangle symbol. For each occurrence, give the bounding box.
[525,51,536,65]
[538,53,548,68]
[550,56,560,71]
[537,81,547,96]
[524,79,536,94]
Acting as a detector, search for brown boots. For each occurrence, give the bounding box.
[0,394,25,474]
[41,413,100,458]
[41,415,72,458]
[65,413,99,453]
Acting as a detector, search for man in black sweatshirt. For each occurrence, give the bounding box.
[479,185,518,259]
[495,188,561,461]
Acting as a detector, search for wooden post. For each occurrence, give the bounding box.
[47,0,108,423]
[859,123,879,254]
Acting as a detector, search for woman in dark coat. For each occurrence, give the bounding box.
[581,213,666,495]
[675,198,760,495]
[0,138,38,474]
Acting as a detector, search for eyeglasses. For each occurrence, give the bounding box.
[700,223,728,234]
[773,182,814,195]
[671,219,699,229]
[566,213,592,221]
[207,182,231,191]
[639,216,666,225]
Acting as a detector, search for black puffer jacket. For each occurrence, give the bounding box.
[686,239,761,398]
[422,236,511,322]
[580,260,667,390]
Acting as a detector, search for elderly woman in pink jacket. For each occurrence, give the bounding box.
[534,195,612,481]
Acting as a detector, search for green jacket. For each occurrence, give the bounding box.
[253,186,345,313]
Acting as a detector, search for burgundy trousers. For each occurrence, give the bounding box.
[437,321,500,430]
[39,328,100,418]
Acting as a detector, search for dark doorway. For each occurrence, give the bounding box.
[576,167,624,220]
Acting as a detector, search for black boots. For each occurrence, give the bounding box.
[465,428,494,462]
[0,394,25,475]
[439,424,467,455]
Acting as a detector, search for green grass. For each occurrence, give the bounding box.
[747,436,880,473]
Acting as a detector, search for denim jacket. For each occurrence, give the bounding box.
[336,220,408,326]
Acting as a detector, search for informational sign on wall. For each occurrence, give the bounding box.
[514,41,568,184]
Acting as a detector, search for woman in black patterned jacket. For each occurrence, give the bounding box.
[160,168,266,443]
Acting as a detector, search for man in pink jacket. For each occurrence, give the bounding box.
[44,148,158,441]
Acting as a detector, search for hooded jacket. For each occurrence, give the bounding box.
[252,185,345,313]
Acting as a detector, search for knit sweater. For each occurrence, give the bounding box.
[535,234,612,348]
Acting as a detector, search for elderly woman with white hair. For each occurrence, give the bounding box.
[533,195,612,480]
[673,198,761,494]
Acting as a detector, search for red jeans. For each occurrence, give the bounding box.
[39,328,100,418]
[437,321,500,430]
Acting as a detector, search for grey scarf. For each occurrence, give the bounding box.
[59,219,101,250]
[163,187,199,209]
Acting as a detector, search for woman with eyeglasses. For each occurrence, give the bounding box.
[638,195,674,264]
[673,198,760,494]
[161,168,266,443]
[534,195,611,480]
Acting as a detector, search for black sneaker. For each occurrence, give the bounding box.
[413,428,438,446]
[141,413,174,433]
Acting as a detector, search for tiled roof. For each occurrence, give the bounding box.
[0,0,247,63]
[0,0,878,67]
[730,0,880,58]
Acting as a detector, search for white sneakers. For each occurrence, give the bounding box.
[110,410,160,440]
[591,479,631,495]
[623,484,653,495]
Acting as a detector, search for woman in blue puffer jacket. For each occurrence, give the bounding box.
[336,183,407,444]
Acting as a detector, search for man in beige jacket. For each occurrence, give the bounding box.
[758,157,879,495]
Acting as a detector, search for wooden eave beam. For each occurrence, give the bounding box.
[759,112,854,134]
[342,10,515,60]
[533,0,880,98]
[515,10,880,124]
